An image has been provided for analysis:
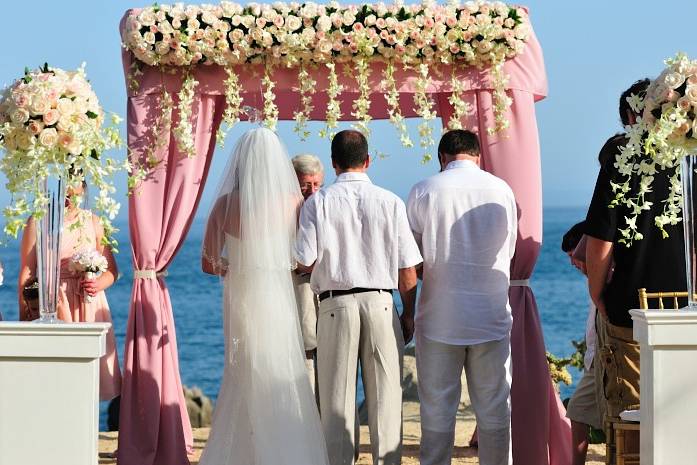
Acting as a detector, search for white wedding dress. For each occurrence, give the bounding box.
[200,128,329,465]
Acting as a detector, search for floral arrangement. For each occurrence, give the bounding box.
[123,1,530,159]
[0,64,124,245]
[612,53,697,244]
[546,351,572,388]
[69,249,109,302]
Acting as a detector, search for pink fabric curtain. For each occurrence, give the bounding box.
[118,17,226,463]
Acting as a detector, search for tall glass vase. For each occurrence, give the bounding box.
[681,152,697,309]
[35,176,66,323]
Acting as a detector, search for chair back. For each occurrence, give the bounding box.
[638,288,689,310]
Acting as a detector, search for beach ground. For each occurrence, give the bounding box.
[97,401,607,464]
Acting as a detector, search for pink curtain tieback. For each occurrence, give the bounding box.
[510,279,530,287]
[133,269,168,279]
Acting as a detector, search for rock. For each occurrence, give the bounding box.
[106,386,213,430]
[184,385,214,428]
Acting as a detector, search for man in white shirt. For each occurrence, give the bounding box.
[295,130,422,465]
[407,129,517,465]
[291,153,325,395]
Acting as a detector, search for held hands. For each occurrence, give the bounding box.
[400,314,414,345]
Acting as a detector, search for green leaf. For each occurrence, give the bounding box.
[86,111,99,119]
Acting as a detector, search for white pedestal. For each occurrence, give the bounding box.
[0,322,110,465]
[630,309,697,465]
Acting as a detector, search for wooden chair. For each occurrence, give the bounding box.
[604,289,689,464]
[637,288,689,310]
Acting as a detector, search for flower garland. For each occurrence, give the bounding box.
[612,52,697,245]
[262,63,279,130]
[217,66,244,144]
[351,55,372,136]
[174,72,198,157]
[447,65,470,130]
[0,64,124,246]
[293,62,317,141]
[414,63,436,162]
[382,60,413,147]
[319,62,344,139]
[123,1,530,149]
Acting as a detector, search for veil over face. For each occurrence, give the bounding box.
[202,127,303,275]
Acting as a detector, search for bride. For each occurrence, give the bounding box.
[200,128,329,465]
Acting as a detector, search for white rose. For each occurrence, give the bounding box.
[10,107,30,124]
[138,10,157,27]
[342,11,356,26]
[201,12,217,25]
[286,15,302,31]
[686,85,697,104]
[318,40,333,54]
[317,15,332,32]
[67,140,83,155]
[664,72,686,90]
[39,127,58,148]
[144,31,156,44]
[29,97,51,116]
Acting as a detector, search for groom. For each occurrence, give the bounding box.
[295,130,422,465]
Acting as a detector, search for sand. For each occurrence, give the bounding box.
[96,401,607,464]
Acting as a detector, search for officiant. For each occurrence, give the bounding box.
[295,130,422,465]
[291,153,324,394]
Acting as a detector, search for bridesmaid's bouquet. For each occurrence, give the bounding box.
[69,249,108,303]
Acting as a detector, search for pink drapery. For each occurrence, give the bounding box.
[118,14,226,464]
[119,8,569,465]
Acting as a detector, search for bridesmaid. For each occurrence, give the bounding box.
[18,181,122,401]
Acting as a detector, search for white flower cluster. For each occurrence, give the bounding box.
[69,249,108,274]
[613,53,697,245]
[0,65,124,244]
[124,1,529,69]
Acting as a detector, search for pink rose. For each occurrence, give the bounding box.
[14,93,29,108]
[678,97,692,112]
[273,15,284,27]
[424,17,435,28]
[256,17,267,28]
[376,18,386,29]
[43,109,60,126]
[58,131,74,149]
[28,120,44,135]
[445,16,457,27]
[353,22,364,32]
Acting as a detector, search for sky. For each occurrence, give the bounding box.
[1,0,697,219]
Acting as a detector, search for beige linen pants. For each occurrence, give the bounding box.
[293,272,319,393]
[317,290,404,465]
[416,334,512,465]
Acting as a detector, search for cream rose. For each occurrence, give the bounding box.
[29,97,51,116]
[664,72,686,90]
[686,85,697,104]
[317,15,332,32]
[286,15,302,31]
[10,107,30,124]
[38,127,58,148]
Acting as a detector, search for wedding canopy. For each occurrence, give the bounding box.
[117,4,570,465]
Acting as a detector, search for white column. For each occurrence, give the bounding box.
[630,309,697,465]
[0,322,110,465]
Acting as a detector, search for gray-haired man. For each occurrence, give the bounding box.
[291,154,324,393]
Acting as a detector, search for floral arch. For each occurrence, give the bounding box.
[116,3,570,465]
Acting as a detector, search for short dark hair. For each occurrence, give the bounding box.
[438,130,480,158]
[619,79,650,126]
[561,221,586,253]
[331,130,369,170]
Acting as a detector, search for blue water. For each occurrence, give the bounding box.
[0,206,589,430]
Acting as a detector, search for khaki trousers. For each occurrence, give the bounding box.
[317,291,404,465]
[594,314,640,420]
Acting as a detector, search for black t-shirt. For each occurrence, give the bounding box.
[585,134,687,327]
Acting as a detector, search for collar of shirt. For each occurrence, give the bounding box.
[445,159,478,171]
[335,171,371,183]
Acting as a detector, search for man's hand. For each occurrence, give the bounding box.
[400,314,415,345]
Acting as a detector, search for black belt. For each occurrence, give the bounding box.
[318,288,392,302]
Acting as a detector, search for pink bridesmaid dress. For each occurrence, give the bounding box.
[56,212,122,401]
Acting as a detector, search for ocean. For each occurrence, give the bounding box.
[0,206,590,430]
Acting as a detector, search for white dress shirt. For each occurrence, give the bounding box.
[295,171,423,294]
[407,160,517,345]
